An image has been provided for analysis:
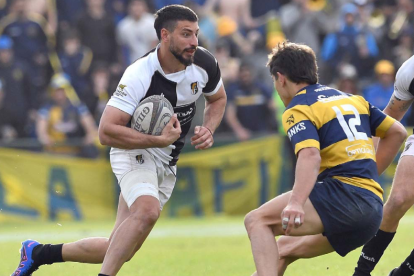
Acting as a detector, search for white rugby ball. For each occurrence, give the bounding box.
[131,95,174,136]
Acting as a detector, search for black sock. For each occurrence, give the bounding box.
[394,249,414,276]
[98,274,110,276]
[32,244,64,265]
[353,229,396,276]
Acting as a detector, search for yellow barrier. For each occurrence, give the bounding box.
[0,148,116,222]
[0,135,398,221]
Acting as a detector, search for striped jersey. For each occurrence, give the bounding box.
[282,84,396,199]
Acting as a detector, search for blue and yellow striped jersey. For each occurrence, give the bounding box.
[282,84,396,199]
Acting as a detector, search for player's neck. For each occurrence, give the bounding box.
[158,46,186,74]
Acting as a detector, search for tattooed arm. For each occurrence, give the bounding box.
[383,94,414,121]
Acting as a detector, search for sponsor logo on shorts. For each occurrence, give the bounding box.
[115,84,127,97]
[404,142,412,152]
[191,82,199,95]
[346,144,374,157]
[136,154,144,164]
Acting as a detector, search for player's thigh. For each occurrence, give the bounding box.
[251,191,324,236]
[387,155,414,206]
[278,234,334,259]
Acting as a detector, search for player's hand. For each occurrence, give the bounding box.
[159,114,181,147]
[191,126,214,150]
[281,201,304,235]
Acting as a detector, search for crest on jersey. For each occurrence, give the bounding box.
[286,114,295,125]
[115,84,127,97]
[191,82,199,95]
[136,154,144,164]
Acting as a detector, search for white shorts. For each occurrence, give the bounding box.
[400,134,414,158]
[110,149,176,210]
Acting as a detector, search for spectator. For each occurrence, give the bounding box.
[0,79,18,142]
[117,0,158,65]
[0,35,36,137]
[363,59,395,111]
[56,0,85,31]
[225,63,277,141]
[214,39,240,86]
[26,0,58,34]
[336,63,360,95]
[76,0,118,69]
[392,26,414,68]
[84,62,110,124]
[280,0,330,55]
[58,30,93,101]
[320,3,379,82]
[0,0,54,91]
[36,73,99,158]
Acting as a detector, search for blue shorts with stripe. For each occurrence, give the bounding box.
[309,178,383,257]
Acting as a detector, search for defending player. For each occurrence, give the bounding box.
[11,5,226,276]
[352,56,414,276]
[244,41,407,276]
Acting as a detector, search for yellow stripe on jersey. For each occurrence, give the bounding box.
[375,116,397,138]
[295,139,320,154]
[319,138,376,172]
[333,176,383,199]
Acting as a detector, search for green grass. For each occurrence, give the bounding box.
[1,214,413,276]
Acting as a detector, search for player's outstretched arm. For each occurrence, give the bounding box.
[376,120,407,175]
[99,106,181,149]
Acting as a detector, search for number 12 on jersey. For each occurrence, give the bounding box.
[332,104,368,142]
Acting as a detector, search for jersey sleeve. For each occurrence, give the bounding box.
[107,63,146,115]
[194,47,222,96]
[282,105,320,155]
[394,60,414,101]
[369,103,396,138]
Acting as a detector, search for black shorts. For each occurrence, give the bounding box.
[309,178,383,257]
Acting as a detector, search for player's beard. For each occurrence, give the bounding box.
[169,40,196,66]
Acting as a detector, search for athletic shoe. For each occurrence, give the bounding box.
[388,268,397,276]
[11,240,41,276]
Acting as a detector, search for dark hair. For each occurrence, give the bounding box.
[154,5,198,40]
[267,41,318,85]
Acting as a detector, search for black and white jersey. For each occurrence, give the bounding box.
[107,44,223,166]
[394,55,414,101]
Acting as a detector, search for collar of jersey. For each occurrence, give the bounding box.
[152,44,188,80]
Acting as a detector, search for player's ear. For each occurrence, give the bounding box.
[161,28,170,42]
[276,72,286,86]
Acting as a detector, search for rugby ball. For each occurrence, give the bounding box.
[131,95,174,136]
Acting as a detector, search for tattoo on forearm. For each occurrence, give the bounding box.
[400,102,410,111]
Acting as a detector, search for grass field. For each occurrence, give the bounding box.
[1,214,413,276]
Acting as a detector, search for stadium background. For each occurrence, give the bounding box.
[1,0,414,275]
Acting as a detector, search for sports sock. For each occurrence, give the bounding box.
[98,274,110,276]
[32,244,64,265]
[353,229,395,276]
[394,249,414,276]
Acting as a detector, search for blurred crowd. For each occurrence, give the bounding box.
[0,0,413,158]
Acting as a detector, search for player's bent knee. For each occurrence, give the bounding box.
[244,209,268,234]
[130,207,160,226]
[385,192,412,213]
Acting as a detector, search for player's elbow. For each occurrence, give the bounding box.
[389,121,408,144]
[98,124,111,146]
[298,147,321,164]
